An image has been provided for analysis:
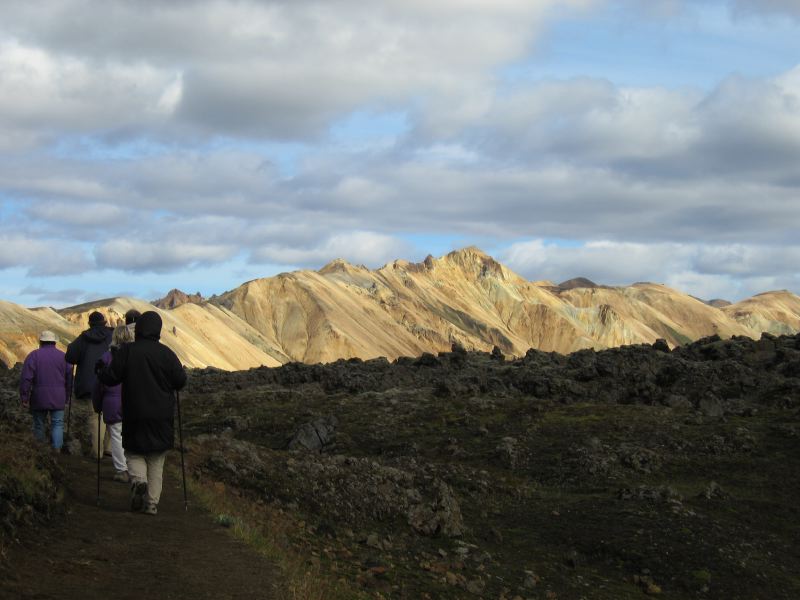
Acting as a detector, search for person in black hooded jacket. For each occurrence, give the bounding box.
[66,311,113,458]
[97,311,187,515]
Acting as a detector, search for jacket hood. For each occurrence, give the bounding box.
[135,311,162,341]
[82,325,111,343]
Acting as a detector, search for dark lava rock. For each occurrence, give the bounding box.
[287,416,338,452]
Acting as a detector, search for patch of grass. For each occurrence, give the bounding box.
[178,468,368,600]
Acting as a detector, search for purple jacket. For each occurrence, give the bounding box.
[92,350,122,424]
[20,346,72,411]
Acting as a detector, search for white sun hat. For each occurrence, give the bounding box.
[39,330,57,342]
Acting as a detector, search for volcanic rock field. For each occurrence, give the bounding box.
[2,333,800,599]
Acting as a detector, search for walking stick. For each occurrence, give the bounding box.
[96,411,102,506]
[62,397,73,456]
[65,365,75,442]
[176,390,188,512]
[65,398,72,439]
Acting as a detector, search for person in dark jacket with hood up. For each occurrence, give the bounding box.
[97,311,187,515]
[66,311,113,458]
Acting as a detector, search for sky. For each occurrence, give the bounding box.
[1,0,799,307]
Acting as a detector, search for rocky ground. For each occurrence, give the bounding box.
[2,333,799,599]
[182,334,800,599]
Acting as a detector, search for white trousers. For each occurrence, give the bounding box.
[125,451,167,505]
[107,422,127,473]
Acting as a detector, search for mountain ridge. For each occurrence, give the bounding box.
[2,247,799,368]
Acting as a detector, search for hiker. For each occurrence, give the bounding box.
[124,309,141,337]
[19,331,73,450]
[66,311,113,459]
[96,311,187,515]
[92,325,134,483]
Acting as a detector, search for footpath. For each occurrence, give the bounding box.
[1,453,281,600]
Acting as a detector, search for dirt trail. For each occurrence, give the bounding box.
[1,453,281,600]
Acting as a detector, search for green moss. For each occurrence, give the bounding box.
[692,569,712,583]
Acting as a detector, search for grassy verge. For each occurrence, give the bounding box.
[0,432,64,558]
[173,463,369,600]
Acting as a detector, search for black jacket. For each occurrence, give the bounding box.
[98,312,187,454]
[65,325,113,399]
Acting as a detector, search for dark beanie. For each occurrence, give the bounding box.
[88,311,106,326]
[125,309,142,325]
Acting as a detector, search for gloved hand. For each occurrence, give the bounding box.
[94,359,105,375]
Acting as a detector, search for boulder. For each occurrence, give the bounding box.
[407,480,464,537]
[287,416,338,452]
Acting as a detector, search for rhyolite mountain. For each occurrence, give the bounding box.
[2,247,799,369]
[151,288,205,310]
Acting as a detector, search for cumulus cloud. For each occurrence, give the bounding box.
[731,0,800,19]
[25,201,133,229]
[250,231,415,269]
[0,39,178,148]
[94,240,239,272]
[502,239,800,300]
[0,235,93,276]
[0,0,797,304]
[471,68,800,183]
[0,0,588,142]
[19,285,97,305]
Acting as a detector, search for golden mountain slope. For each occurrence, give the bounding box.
[59,298,283,370]
[0,300,80,367]
[2,248,799,368]
[214,247,800,362]
[722,291,800,334]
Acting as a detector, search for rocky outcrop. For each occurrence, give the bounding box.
[192,436,464,538]
[152,289,205,310]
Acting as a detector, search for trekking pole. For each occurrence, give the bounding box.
[96,411,102,506]
[65,398,72,439]
[176,390,188,512]
[65,366,75,441]
[62,397,72,456]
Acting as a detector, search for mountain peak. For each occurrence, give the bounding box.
[152,289,204,310]
[558,277,599,290]
[319,257,366,275]
[439,246,517,281]
[445,246,490,261]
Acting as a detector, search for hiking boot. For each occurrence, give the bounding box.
[113,471,130,483]
[142,502,158,516]
[130,481,148,512]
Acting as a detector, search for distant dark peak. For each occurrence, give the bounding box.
[558,277,599,290]
[707,299,732,308]
[152,289,204,310]
[689,295,732,308]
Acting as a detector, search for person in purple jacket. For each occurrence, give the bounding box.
[92,325,134,482]
[19,331,73,450]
